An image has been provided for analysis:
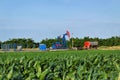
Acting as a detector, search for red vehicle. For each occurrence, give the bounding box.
[84,41,91,49]
[84,41,98,49]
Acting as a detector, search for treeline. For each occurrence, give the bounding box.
[40,36,120,48]
[0,36,120,49]
[71,36,120,47]
[0,38,39,49]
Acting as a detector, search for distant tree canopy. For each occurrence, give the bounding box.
[0,36,120,49]
[39,36,120,48]
[1,38,36,48]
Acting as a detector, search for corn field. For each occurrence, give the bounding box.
[0,50,120,80]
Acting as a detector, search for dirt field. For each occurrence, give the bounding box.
[0,46,120,52]
[98,46,120,50]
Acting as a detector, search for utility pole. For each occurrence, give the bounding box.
[72,33,74,48]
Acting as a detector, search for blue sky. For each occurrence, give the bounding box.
[0,0,120,42]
